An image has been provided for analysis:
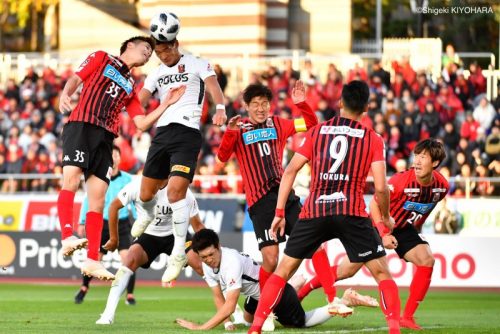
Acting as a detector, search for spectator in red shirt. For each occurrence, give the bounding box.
[460,111,480,141]
[468,62,486,95]
[435,85,463,124]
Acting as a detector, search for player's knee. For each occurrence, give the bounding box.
[167,189,186,203]
[261,253,279,272]
[63,175,81,192]
[139,189,155,202]
[419,255,435,267]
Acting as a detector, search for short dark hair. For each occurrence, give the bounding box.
[112,145,121,154]
[191,229,220,253]
[154,38,177,46]
[414,139,446,168]
[243,84,273,105]
[341,80,370,114]
[120,36,156,55]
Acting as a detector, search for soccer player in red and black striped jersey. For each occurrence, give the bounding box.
[217,81,318,290]
[57,36,186,280]
[297,139,448,330]
[371,138,448,330]
[247,80,401,334]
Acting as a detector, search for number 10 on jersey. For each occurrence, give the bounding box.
[257,142,271,157]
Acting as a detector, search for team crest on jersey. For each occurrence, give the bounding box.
[266,118,274,127]
[242,128,277,145]
[178,64,185,73]
[432,193,441,202]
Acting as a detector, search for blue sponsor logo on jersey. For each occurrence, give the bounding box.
[403,201,435,214]
[103,64,132,95]
[242,128,277,145]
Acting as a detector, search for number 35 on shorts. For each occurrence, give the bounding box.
[73,150,85,163]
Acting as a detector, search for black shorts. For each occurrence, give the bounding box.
[143,123,202,182]
[285,215,386,263]
[133,233,192,269]
[248,187,301,250]
[392,223,429,260]
[244,283,305,328]
[61,122,114,184]
[99,219,132,254]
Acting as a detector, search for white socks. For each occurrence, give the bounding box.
[101,266,134,319]
[304,305,332,327]
[171,199,189,257]
[137,197,157,221]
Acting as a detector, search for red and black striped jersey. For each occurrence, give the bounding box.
[297,116,385,219]
[217,102,317,208]
[69,51,143,136]
[388,169,449,230]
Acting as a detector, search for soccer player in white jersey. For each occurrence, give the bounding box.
[133,19,227,284]
[176,229,336,331]
[95,177,204,325]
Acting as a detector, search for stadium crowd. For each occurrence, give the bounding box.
[0,49,499,196]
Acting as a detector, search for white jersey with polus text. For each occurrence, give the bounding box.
[143,54,215,130]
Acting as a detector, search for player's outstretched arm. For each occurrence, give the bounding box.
[103,198,124,252]
[189,214,205,233]
[133,85,186,131]
[176,287,240,330]
[205,76,227,126]
[59,74,82,113]
[271,153,308,241]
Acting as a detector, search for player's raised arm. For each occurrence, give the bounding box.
[291,80,318,130]
[216,115,241,162]
[205,75,227,126]
[132,85,186,131]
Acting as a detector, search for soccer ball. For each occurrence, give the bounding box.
[149,11,180,42]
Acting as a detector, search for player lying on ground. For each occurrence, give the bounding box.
[95,177,203,325]
[296,138,448,330]
[176,229,340,331]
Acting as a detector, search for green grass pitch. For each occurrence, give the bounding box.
[1,283,499,333]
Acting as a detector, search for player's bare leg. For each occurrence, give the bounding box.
[259,244,279,291]
[132,176,161,237]
[59,166,88,256]
[81,176,114,281]
[162,176,190,283]
[400,244,435,330]
[365,257,401,334]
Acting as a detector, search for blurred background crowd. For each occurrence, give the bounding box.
[1,44,499,197]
